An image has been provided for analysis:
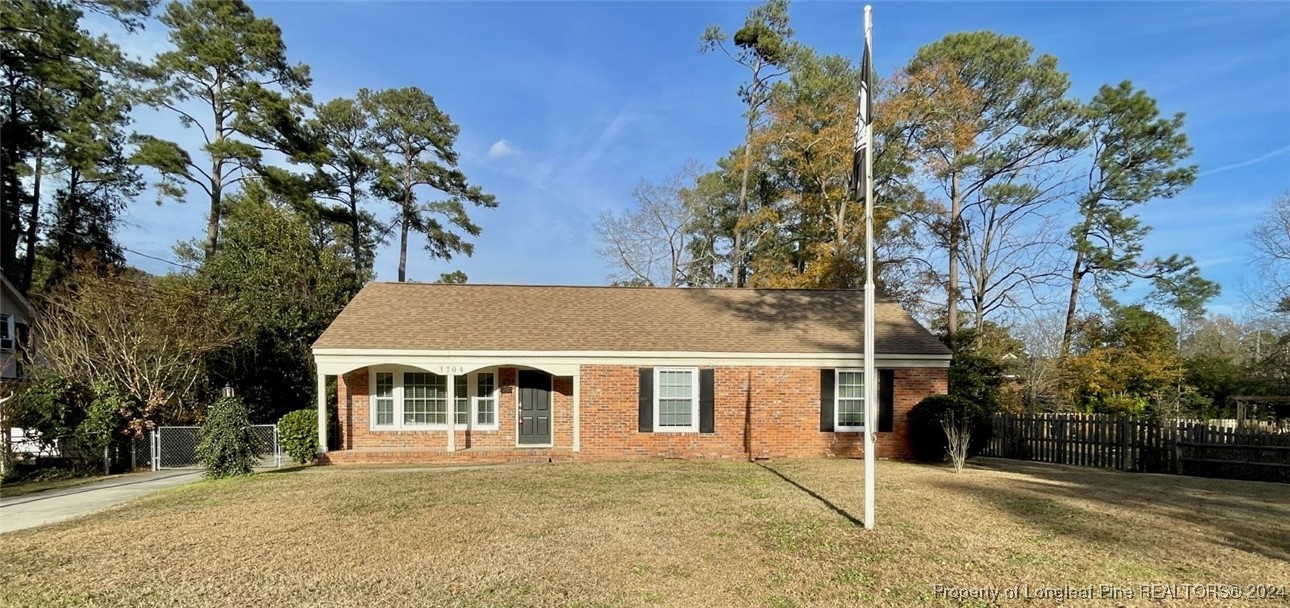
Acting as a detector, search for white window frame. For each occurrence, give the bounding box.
[402,371,447,426]
[653,367,699,433]
[369,366,500,432]
[372,371,396,428]
[472,371,499,431]
[835,368,865,432]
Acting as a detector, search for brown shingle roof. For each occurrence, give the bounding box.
[313,283,950,356]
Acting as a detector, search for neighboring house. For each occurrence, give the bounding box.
[0,273,33,381]
[311,283,951,464]
[1,273,35,473]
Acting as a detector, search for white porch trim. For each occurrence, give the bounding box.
[572,374,581,453]
[316,372,327,454]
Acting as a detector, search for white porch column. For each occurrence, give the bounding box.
[316,372,327,454]
[446,373,456,452]
[572,372,581,453]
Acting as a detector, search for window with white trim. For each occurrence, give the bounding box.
[403,372,446,425]
[836,369,865,431]
[454,375,470,425]
[474,372,497,429]
[369,367,500,431]
[374,372,395,426]
[654,367,698,432]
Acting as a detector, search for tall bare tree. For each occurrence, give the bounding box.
[595,163,703,287]
[34,262,234,433]
[1251,191,1290,313]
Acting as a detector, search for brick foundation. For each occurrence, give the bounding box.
[329,364,947,464]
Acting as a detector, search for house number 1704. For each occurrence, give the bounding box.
[438,365,464,375]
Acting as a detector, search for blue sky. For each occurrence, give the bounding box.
[108,1,1289,316]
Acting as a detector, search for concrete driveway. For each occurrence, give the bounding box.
[0,469,202,534]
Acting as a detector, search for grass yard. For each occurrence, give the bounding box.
[1,458,1287,607]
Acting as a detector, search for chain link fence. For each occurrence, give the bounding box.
[147,425,281,470]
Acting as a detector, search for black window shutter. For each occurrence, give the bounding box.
[698,368,715,433]
[638,367,654,432]
[878,369,895,432]
[820,369,834,432]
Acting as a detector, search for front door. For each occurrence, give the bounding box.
[517,370,552,445]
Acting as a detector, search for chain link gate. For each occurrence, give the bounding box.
[150,425,281,470]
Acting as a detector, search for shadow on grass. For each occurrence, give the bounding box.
[944,458,1290,563]
[257,465,310,475]
[755,462,865,527]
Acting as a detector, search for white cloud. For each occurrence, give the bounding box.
[488,139,520,159]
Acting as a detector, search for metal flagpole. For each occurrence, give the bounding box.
[862,4,877,531]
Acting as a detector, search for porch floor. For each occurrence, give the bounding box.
[320,446,579,465]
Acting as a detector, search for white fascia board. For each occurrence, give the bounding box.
[312,349,950,376]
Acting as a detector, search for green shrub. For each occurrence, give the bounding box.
[278,409,318,465]
[907,394,993,461]
[9,375,123,472]
[196,396,260,478]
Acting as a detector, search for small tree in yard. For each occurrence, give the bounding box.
[941,412,972,473]
[278,409,318,465]
[197,396,260,478]
[908,394,992,463]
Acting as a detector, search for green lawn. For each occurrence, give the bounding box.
[1,458,1287,607]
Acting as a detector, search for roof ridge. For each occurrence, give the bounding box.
[366,282,888,295]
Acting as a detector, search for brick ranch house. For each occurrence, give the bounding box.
[311,283,950,464]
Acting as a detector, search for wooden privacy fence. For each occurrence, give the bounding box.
[983,413,1290,484]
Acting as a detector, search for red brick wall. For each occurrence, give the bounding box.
[577,365,947,460]
[333,364,948,461]
[336,366,577,451]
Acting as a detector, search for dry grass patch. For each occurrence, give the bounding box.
[1,458,1287,607]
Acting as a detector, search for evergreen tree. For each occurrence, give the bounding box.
[1061,81,1203,355]
[132,0,313,260]
[358,87,496,282]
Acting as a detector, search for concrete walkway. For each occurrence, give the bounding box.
[0,469,202,534]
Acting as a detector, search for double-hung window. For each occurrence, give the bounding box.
[370,368,499,431]
[474,372,497,430]
[835,369,865,431]
[454,376,470,425]
[654,367,698,432]
[373,372,395,426]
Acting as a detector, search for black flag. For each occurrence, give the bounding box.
[851,31,873,203]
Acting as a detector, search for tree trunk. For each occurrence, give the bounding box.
[397,188,410,283]
[205,74,226,260]
[2,86,22,284]
[947,171,960,337]
[204,182,221,260]
[733,137,752,288]
[731,60,765,289]
[20,143,43,291]
[973,214,991,329]
[348,181,363,278]
[1061,249,1085,357]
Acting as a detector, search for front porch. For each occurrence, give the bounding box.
[319,446,581,465]
[316,359,582,460]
